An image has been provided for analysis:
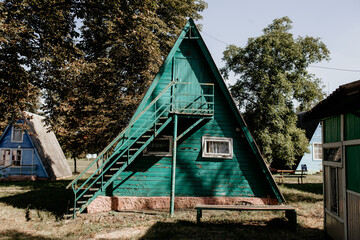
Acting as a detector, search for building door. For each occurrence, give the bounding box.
[174,58,207,114]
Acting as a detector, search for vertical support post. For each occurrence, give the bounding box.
[170,114,178,217]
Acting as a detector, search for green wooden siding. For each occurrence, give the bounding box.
[111,38,273,199]
[346,145,360,194]
[344,112,360,141]
[323,116,341,143]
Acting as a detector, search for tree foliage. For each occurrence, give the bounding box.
[222,17,330,167]
[1,0,207,159]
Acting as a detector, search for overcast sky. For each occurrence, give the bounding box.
[198,0,360,94]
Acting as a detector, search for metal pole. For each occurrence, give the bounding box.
[170,114,178,216]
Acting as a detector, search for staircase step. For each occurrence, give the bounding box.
[129,148,139,151]
[89,188,100,191]
[110,168,119,171]
[83,194,93,198]
[69,207,80,211]
[77,201,86,204]
[64,214,74,219]
[136,141,146,144]
[141,135,151,138]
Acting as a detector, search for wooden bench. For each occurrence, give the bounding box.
[275,169,307,184]
[195,204,297,231]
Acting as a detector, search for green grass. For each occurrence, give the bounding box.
[0,174,327,239]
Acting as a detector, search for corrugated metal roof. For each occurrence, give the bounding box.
[304,79,360,121]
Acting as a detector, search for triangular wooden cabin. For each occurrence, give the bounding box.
[0,113,72,180]
[68,19,284,216]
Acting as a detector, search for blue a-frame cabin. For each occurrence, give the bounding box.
[295,113,323,173]
[68,19,284,216]
[0,113,72,180]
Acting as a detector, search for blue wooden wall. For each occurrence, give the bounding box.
[296,123,322,173]
[0,125,48,178]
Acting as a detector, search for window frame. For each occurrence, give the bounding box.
[0,148,22,166]
[143,136,173,157]
[11,127,23,143]
[312,142,323,161]
[202,136,233,159]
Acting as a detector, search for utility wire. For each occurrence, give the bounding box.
[201,30,360,73]
[200,30,230,45]
[309,65,360,73]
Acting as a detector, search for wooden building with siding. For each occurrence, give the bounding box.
[305,80,360,240]
[68,19,284,217]
[0,113,72,180]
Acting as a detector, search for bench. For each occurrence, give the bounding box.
[275,169,307,184]
[195,204,297,231]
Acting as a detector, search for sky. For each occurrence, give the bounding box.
[198,0,360,94]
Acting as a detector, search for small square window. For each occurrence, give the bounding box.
[11,128,23,143]
[202,136,233,159]
[143,136,172,156]
[313,143,323,160]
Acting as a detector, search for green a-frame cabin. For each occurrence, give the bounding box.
[68,19,284,217]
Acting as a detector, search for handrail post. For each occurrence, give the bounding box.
[170,114,178,217]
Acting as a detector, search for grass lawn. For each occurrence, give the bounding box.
[0,173,326,240]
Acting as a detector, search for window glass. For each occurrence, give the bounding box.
[11,128,23,142]
[206,141,230,154]
[330,167,338,214]
[313,143,323,160]
[1,149,11,166]
[202,137,233,159]
[143,137,172,156]
[324,147,341,162]
[12,150,22,166]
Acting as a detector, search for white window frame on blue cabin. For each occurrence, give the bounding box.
[11,127,23,143]
[312,142,323,161]
[0,148,22,166]
[202,136,233,159]
[143,136,173,157]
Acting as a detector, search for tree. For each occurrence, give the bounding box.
[222,17,330,167]
[39,0,207,163]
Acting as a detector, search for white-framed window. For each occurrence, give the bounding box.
[143,136,172,156]
[313,143,323,160]
[202,136,233,159]
[0,149,22,166]
[11,127,23,143]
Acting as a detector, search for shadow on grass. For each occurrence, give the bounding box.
[284,183,323,195]
[0,180,74,219]
[140,219,329,240]
[0,230,60,240]
[279,183,323,203]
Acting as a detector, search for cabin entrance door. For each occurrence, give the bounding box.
[174,58,205,114]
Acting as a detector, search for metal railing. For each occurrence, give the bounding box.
[0,164,37,177]
[67,81,215,217]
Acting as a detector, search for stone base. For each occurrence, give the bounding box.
[87,196,279,213]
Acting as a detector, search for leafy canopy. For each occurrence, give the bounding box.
[0,0,207,159]
[222,17,330,167]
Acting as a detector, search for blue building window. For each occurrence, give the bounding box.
[0,149,22,166]
[313,143,323,160]
[11,128,23,143]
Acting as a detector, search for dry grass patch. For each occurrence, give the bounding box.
[0,174,326,239]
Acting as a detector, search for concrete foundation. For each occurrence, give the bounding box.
[87,196,279,213]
